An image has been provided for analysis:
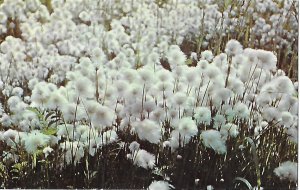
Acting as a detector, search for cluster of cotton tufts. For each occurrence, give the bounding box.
[0,0,296,94]
[0,33,297,166]
[243,48,277,71]
[1,129,21,149]
[23,130,51,154]
[274,161,297,182]
[60,141,85,165]
[224,0,297,50]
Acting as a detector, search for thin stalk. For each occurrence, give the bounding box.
[246,137,261,190]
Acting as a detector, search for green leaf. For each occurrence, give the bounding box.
[12,162,27,171]
[41,127,57,135]
[36,149,44,157]
[27,107,39,114]
[27,107,44,120]
[186,58,193,66]
[0,162,6,178]
[48,119,61,128]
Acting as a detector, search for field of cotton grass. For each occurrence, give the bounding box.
[0,0,298,189]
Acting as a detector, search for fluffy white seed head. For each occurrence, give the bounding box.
[24,130,50,154]
[91,105,115,129]
[132,149,155,169]
[148,180,171,190]
[201,50,214,62]
[274,161,297,182]
[166,47,186,70]
[225,39,243,56]
[201,130,227,154]
[134,119,161,144]
[176,117,198,138]
[194,107,211,125]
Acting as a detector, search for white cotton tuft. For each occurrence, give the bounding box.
[166,46,186,70]
[185,67,198,84]
[213,114,226,129]
[46,91,67,109]
[256,49,277,71]
[212,87,233,106]
[262,106,280,122]
[61,103,85,122]
[201,50,214,62]
[172,92,187,106]
[194,107,211,125]
[244,48,277,71]
[43,146,53,158]
[201,130,227,154]
[30,82,51,106]
[286,126,297,143]
[176,117,198,138]
[148,180,171,190]
[133,119,162,144]
[12,87,23,97]
[132,149,155,169]
[197,60,209,71]
[79,11,90,22]
[220,123,239,139]
[138,67,155,84]
[99,129,118,146]
[227,77,245,95]
[129,141,140,153]
[23,130,51,154]
[73,76,95,98]
[274,161,297,182]
[144,101,156,113]
[273,76,295,95]
[233,102,250,120]
[280,111,294,127]
[169,130,191,151]
[149,107,165,122]
[57,124,74,140]
[60,141,84,165]
[91,105,115,128]
[190,52,198,60]
[157,69,173,82]
[225,40,243,56]
[84,100,100,116]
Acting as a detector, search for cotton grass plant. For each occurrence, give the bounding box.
[0,0,298,189]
